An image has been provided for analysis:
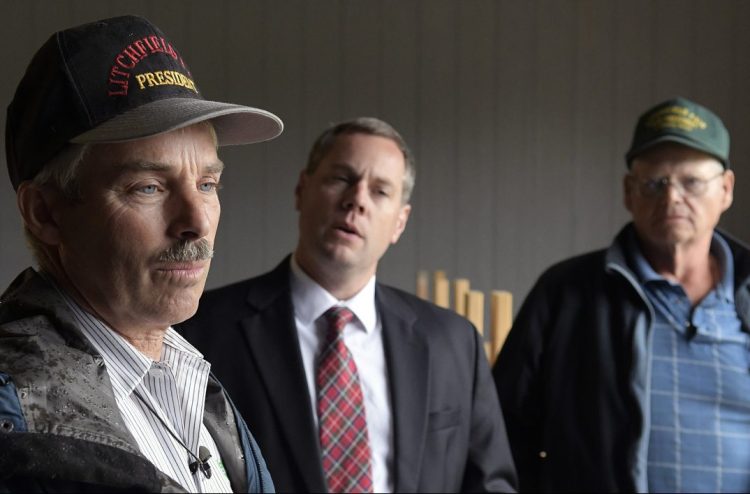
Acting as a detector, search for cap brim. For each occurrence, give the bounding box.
[626,134,729,168]
[71,97,283,146]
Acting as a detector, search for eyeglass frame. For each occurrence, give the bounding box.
[628,170,726,198]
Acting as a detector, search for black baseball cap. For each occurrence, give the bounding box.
[625,97,729,168]
[6,15,283,190]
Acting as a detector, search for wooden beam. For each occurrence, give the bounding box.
[465,289,484,335]
[434,275,450,309]
[416,270,429,300]
[489,290,513,365]
[453,278,470,316]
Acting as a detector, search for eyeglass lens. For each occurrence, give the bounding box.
[637,172,723,197]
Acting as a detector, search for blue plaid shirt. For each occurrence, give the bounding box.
[631,233,750,492]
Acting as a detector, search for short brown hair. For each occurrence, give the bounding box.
[306,117,416,203]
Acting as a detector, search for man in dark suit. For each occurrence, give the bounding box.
[180,117,517,493]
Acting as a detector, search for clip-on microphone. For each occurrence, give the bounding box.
[188,445,213,479]
[132,388,214,480]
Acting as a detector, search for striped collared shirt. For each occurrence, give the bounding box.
[54,284,233,493]
[630,232,750,492]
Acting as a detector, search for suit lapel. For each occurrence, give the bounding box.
[378,285,429,493]
[240,260,327,492]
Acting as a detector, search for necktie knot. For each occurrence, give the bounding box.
[324,306,354,335]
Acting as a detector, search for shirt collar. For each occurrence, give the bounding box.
[628,230,669,285]
[290,255,377,333]
[629,229,735,303]
[712,233,735,303]
[48,277,207,402]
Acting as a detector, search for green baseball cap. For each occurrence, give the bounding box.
[625,97,730,168]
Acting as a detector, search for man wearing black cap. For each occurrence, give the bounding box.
[0,15,282,492]
[493,97,750,492]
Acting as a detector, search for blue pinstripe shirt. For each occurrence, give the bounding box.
[631,233,750,492]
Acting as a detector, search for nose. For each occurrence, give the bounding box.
[167,188,213,240]
[341,181,368,213]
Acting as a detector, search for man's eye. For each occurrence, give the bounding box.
[682,177,700,188]
[644,179,663,190]
[327,176,350,186]
[199,182,220,192]
[138,184,158,194]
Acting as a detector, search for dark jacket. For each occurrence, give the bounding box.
[493,224,750,492]
[179,256,518,493]
[0,268,274,493]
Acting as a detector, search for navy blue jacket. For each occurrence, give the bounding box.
[493,224,750,492]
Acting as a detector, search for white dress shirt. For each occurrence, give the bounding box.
[290,256,394,493]
[53,282,233,493]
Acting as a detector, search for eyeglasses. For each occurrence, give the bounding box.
[631,171,725,198]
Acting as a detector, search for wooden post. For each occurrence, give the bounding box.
[416,270,429,300]
[433,270,446,285]
[465,290,484,335]
[453,278,470,316]
[466,290,491,361]
[489,290,513,365]
[434,276,450,309]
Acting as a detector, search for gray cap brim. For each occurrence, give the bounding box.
[72,97,283,146]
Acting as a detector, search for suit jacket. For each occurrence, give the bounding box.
[179,257,517,493]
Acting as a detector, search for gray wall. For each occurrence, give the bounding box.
[1,0,749,314]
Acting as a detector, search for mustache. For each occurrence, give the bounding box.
[157,239,214,263]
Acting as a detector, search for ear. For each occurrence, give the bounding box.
[720,169,735,211]
[16,181,64,246]
[390,204,411,244]
[623,174,634,213]
[294,170,308,212]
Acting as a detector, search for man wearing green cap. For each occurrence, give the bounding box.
[493,97,750,492]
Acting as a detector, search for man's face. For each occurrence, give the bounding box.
[54,124,222,332]
[624,142,734,251]
[295,132,411,280]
